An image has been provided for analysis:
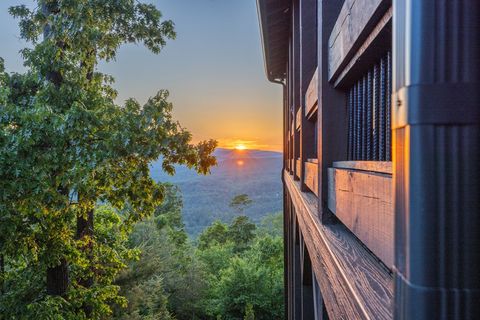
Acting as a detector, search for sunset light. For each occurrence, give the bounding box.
[235,144,247,150]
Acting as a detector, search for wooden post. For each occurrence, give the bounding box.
[299,0,317,192]
[317,0,346,221]
[393,1,480,318]
[292,0,301,181]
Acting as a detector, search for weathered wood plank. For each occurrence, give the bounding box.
[285,171,393,320]
[305,68,318,117]
[296,108,302,129]
[296,159,301,180]
[328,167,394,267]
[333,7,392,87]
[328,0,387,80]
[328,168,336,212]
[304,161,318,196]
[333,161,392,174]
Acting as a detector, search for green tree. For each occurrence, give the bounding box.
[228,216,257,253]
[195,217,284,320]
[259,212,283,237]
[244,303,255,320]
[116,186,208,319]
[197,220,229,250]
[229,194,253,215]
[0,1,216,318]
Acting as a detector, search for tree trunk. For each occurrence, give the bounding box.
[43,1,70,299]
[76,204,94,285]
[46,259,69,296]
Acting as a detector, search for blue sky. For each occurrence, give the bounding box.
[0,0,282,151]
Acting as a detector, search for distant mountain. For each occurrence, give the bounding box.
[150,148,283,236]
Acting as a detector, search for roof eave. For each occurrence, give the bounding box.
[256,0,290,83]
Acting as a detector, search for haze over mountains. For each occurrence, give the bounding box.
[150,148,283,236]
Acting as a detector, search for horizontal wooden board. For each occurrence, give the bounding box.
[296,159,301,179]
[305,68,318,117]
[328,167,394,267]
[296,108,301,129]
[333,7,392,87]
[333,161,392,174]
[304,161,318,196]
[328,0,386,80]
[285,172,393,319]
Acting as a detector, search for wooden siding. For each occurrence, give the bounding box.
[295,159,301,179]
[305,68,318,117]
[304,160,318,196]
[296,108,302,129]
[285,172,393,319]
[327,163,393,267]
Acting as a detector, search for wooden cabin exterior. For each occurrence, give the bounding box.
[257,0,480,319]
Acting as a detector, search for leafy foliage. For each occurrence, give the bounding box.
[0,1,216,319]
[115,199,284,320]
[195,213,284,320]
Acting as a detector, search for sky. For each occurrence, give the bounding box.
[0,0,283,151]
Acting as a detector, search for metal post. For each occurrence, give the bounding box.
[393,1,480,318]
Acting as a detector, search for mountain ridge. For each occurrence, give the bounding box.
[150,148,283,236]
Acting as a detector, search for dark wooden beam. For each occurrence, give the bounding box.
[317,0,347,221]
[300,0,318,192]
[328,0,391,81]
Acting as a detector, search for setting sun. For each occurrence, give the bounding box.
[235,144,247,150]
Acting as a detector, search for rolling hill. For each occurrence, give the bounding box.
[150,148,283,236]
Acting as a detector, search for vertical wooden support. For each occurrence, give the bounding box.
[300,0,317,192]
[393,1,480,318]
[293,216,302,319]
[301,242,315,320]
[292,0,301,180]
[317,0,346,221]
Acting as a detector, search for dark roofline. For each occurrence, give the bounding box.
[256,0,290,82]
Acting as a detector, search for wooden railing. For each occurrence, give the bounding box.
[305,68,318,118]
[327,161,393,267]
[304,159,318,196]
[285,171,393,319]
[295,108,301,130]
[295,158,301,180]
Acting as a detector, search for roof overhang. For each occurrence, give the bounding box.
[257,0,290,82]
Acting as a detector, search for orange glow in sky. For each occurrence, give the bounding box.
[235,144,247,150]
[216,139,281,152]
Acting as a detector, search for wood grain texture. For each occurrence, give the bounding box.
[304,161,319,196]
[296,108,302,130]
[285,171,393,320]
[306,68,318,117]
[333,7,392,87]
[328,167,394,267]
[333,161,392,174]
[328,0,385,80]
[296,159,301,180]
